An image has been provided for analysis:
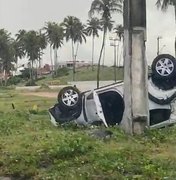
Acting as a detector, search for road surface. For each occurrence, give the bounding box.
[16,81,115,92]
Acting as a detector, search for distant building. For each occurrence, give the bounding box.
[57,60,91,69]
[37,64,51,75]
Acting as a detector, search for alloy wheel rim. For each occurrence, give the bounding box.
[62,89,79,106]
[155,58,174,76]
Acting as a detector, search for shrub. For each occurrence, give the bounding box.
[54,67,69,77]
[25,80,37,86]
[36,76,46,81]
[20,68,30,79]
[7,76,22,85]
[39,83,50,90]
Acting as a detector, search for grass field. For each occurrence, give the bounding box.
[1,88,176,179]
[36,66,124,86]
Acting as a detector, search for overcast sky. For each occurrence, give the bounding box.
[0,0,175,66]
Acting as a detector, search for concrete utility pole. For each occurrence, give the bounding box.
[121,0,149,134]
[157,36,162,56]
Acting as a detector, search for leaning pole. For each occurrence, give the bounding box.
[121,0,149,134]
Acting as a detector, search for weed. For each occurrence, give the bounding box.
[0,90,176,179]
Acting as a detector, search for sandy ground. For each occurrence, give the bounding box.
[21,92,58,98]
[19,81,115,98]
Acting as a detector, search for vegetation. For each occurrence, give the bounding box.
[114,24,124,41]
[0,0,124,88]
[0,0,174,88]
[0,1,175,179]
[6,66,123,87]
[44,22,64,74]
[89,0,123,88]
[35,66,124,86]
[156,0,176,57]
[0,29,15,85]
[62,16,87,81]
[86,17,102,71]
[0,89,176,179]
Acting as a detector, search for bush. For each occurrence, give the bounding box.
[54,67,69,77]
[36,76,46,81]
[7,76,22,85]
[20,68,37,80]
[25,80,37,86]
[39,83,50,90]
[20,68,30,79]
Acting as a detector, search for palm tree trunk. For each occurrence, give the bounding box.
[36,60,38,80]
[92,35,95,71]
[114,45,117,82]
[174,5,176,57]
[15,57,18,76]
[29,61,32,85]
[31,60,34,81]
[72,40,75,81]
[55,48,58,76]
[39,51,43,77]
[74,42,79,76]
[102,34,106,66]
[4,69,7,86]
[50,45,54,78]
[54,48,58,74]
[97,29,106,88]
[117,43,120,67]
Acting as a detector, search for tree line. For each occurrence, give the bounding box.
[0,0,175,86]
[0,0,124,86]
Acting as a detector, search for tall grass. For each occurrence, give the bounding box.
[0,90,176,179]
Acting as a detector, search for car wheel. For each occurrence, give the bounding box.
[58,86,82,110]
[151,74,175,90]
[152,54,176,80]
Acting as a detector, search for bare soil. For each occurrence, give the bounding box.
[21,92,58,98]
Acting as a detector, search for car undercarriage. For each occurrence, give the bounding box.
[49,54,176,129]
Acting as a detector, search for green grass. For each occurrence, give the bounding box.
[1,89,176,179]
[69,66,123,81]
[36,66,124,86]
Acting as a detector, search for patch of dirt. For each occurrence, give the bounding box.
[21,92,58,98]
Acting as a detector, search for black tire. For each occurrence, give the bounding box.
[151,74,176,90]
[151,54,176,80]
[58,86,82,110]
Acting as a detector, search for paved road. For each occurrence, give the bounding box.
[68,81,115,91]
[16,81,116,92]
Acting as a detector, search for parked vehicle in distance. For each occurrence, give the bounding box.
[49,54,176,129]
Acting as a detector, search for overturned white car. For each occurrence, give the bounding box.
[49,54,176,128]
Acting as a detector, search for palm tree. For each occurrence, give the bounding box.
[16,29,26,42]
[15,29,27,68]
[12,40,25,73]
[156,0,176,57]
[89,0,122,88]
[44,22,64,75]
[114,24,124,41]
[62,16,78,64]
[43,22,54,76]
[87,18,102,71]
[62,16,87,80]
[100,18,114,66]
[38,30,47,69]
[23,30,42,82]
[0,29,15,85]
[114,24,124,66]
[73,20,87,79]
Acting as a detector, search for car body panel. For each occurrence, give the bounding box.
[49,79,176,128]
